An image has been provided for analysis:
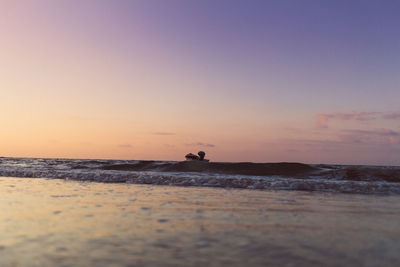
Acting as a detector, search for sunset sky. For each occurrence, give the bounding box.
[1,0,399,165]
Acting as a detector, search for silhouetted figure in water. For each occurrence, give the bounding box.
[185,151,208,161]
[198,151,205,160]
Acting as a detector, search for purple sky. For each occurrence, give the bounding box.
[1,0,400,164]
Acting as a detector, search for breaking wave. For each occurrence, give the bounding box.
[0,157,400,195]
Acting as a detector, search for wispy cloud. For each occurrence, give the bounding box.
[186,142,215,148]
[316,111,400,128]
[117,144,133,148]
[282,128,400,150]
[382,112,400,120]
[343,128,400,137]
[339,128,400,145]
[316,111,380,128]
[153,132,176,136]
[389,137,400,145]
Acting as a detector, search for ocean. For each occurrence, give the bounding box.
[1,158,400,266]
[0,157,399,194]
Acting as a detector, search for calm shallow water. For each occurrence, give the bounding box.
[1,177,400,266]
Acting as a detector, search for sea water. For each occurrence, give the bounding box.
[0,157,399,194]
[1,177,400,266]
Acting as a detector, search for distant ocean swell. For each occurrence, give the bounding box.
[0,157,399,195]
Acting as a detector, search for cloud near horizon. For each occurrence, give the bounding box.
[186,142,215,148]
[297,111,400,160]
[383,113,400,120]
[117,144,133,148]
[280,128,400,151]
[339,128,400,145]
[316,111,400,128]
[153,132,176,136]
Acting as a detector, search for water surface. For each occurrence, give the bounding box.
[1,177,399,266]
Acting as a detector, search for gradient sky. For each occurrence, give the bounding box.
[1,0,399,165]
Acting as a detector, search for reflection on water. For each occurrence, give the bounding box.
[0,177,400,266]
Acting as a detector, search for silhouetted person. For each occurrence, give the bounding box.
[185,153,199,160]
[198,151,205,160]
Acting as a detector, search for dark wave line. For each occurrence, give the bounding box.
[1,169,400,195]
[98,161,316,177]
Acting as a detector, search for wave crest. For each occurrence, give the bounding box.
[1,157,400,194]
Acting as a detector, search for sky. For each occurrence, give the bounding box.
[1,0,399,165]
